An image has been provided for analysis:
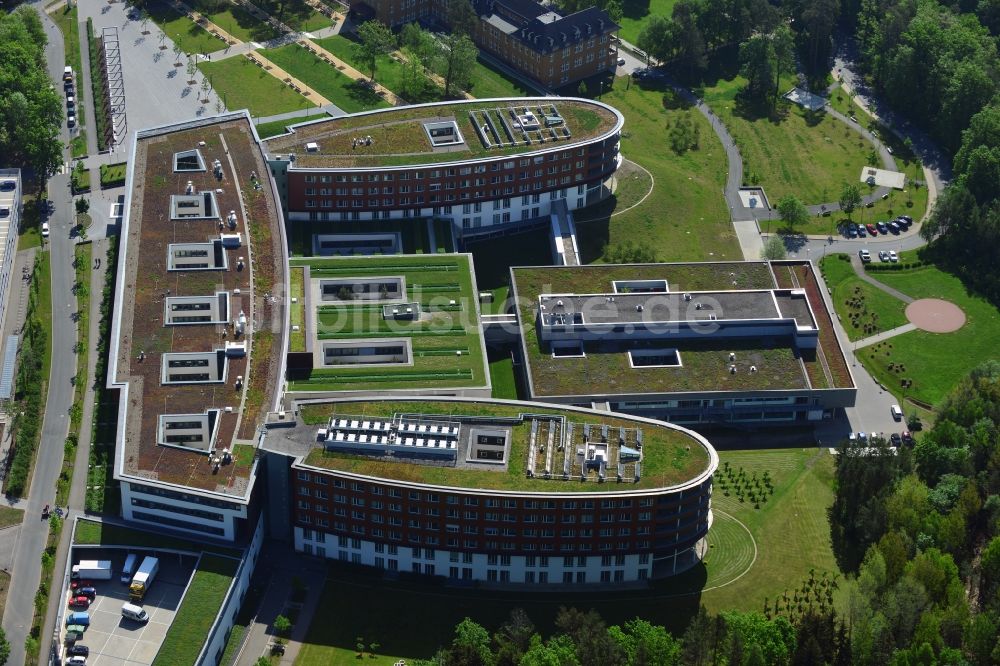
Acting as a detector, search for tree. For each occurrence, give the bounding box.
[186,57,198,81]
[400,52,426,101]
[446,0,479,36]
[172,41,183,63]
[672,0,707,76]
[441,33,478,98]
[776,195,809,231]
[604,0,623,24]
[608,618,682,665]
[578,81,589,97]
[273,614,292,637]
[493,609,536,666]
[520,634,578,666]
[637,15,678,65]
[839,183,863,220]
[761,235,787,260]
[354,20,395,82]
[75,197,89,214]
[0,627,9,666]
[554,607,625,666]
[739,33,776,105]
[448,618,493,665]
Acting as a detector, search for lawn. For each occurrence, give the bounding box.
[312,35,442,104]
[99,162,127,188]
[789,179,929,237]
[819,254,908,341]
[468,57,534,99]
[290,266,305,352]
[36,252,53,381]
[199,56,314,117]
[574,80,737,263]
[701,74,873,205]
[293,446,838,663]
[261,43,390,113]
[0,506,23,530]
[191,1,281,42]
[74,519,241,557]
[152,555,239,666]
[488,353,518,399]
[144,0,227,56]
[617,0,680,44]
[856,264,1000,408]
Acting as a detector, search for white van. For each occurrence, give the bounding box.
[121,603,149,623]
[890,404,903,421]
[121,554,138,584]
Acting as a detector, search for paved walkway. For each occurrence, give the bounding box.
[850,254,915,304]
[854,322,917,349]
[246,50,333,106]
[257,104,345,125]
[234,543,327,666]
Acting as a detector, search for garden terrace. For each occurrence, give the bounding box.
[510,262,838,397]
[268,399,714,492]
[110,113,287,494]
[263,98,621,168]
[287,254,490,393]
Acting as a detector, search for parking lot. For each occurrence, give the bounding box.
[62,551,196,665]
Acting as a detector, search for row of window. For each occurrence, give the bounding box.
[300,153,588,184]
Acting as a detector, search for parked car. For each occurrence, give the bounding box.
[67,645,89,657]
[857,431,868,442]
[67,656,87,666]
[617,57,626,66]
[889,250,899,262]
[899,214,913,224]
[858,249,872,263]
[876,220,889,234]
[891,404,904,420]
[901,431,913,445]
[890,432,902,446]
[846,224,858,238]
[878,250,890,262]
[68,595,90,609]
[67,114,76,128]
[76,587,96,600]
[866,223,878,236]
[857,225,867,237]
[41,222,50,237]
[888,221,900,234]
[0,180,15,191]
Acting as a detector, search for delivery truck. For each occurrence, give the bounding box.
[129,556,159,601]
[71,560,112,580]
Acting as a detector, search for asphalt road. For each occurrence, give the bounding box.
[1,6,82,665]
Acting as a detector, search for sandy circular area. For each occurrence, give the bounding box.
[905,298,966,333]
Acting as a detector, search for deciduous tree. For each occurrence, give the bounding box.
[354,20,395,82]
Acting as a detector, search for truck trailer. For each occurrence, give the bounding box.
[129,556,159,601]
[71,560,112,580]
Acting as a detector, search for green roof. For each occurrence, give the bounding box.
[297,400,713,492]
[288,254,489,392]
[510,262,814,396]
[263,98,621,168]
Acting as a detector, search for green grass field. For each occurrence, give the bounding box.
[292,446,838,664]
[857,264,1000,408]
[791,182,929,237]
[261,43,390,113]
[99,162,127,187]
[469,57,534,98]
[702,75,872,205]
[152,555,238,666]
[74,520,241,556]
[0,506,23,530]
[617,0,680,44]
[487,354,518,399]
[193,2,280,42]
[819,254,908,341]
[574,80,737,262]
[145,1,227,55]
[312,35,442,103]
[199,57,314,116]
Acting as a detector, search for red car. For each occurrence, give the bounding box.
[70,579,93,591]
[68,595,90,609]
[866,223,878,236]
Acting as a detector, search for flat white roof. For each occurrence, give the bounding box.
[860,166,906,190]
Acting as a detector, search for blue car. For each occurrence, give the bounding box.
[66,612,90,627]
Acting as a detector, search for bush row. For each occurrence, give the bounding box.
[865,261,927,271]
[86,18,109,153]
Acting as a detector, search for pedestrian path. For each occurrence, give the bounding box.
[850,255,914,304]
[854,322,917,349]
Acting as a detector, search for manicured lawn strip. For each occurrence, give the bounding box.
[312,35,442,103]
[278,3,333,32]
[0,506,23,530]
[290,266,306,351]
[293,447,838,664]
[488,355,518,399]
[152,555,238,666]
[701,75,872,205]
[617,0,680,44]
[193,2,280,42]
[468,57,533,98]
[74,519,241,556]
[857,265,1000,407]
[574,81,736,263]
[145,0,227,55]
[300,399,709,492]
[819,254,908,341]
[199,57,314,117]
[261,43,390,113]
[99,162,127,188]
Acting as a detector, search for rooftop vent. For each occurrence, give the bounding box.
[185,180,195,195]
[305,142,320,152]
